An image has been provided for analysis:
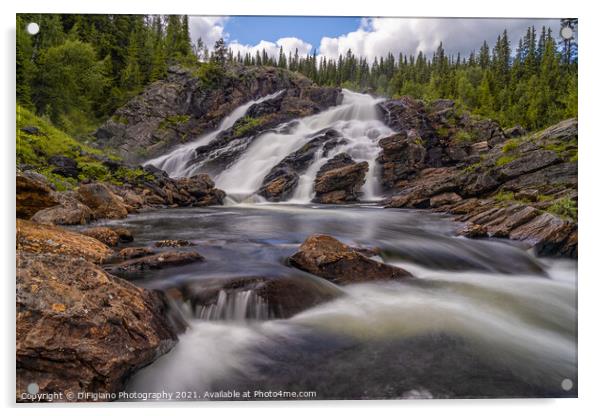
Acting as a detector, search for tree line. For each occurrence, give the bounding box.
[17,15,577,138]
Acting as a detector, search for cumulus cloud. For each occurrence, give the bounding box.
[188,16,230,49]
[319,17,560,61]
[228,37,313,60]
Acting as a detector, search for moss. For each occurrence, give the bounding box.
[453,130,475,143]
[463,162,481,173]
[233,116,264,138]
[494,190,515,202]
[569,153,578,163]
[78,162,110,181]
[158,114,190,130]
[114,166,155,184]
[502,139,520,153]
[111,114,129,125]
[193,62,224,88]
[495,154,517,167]
[39,168,78,191]
[435,127,449,138]
[547,197,577,221]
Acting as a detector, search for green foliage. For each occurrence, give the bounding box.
[547,197,577,221]
[495,154,517,166]
[453,130,475,143]
[502,139,520,153]
[233,116,264,138]
[158,114,190,130]
[78,161,109,181]
[194,61,224,88]
[435,127,449,137]
[494,190,515,202]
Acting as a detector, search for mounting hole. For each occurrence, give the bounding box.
[561,378,574,391]
[26,22,40,35]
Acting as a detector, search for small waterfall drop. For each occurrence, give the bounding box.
[196,290,271,321]
[145,90,284,177]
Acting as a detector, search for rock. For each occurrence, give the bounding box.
[107,251,204,278]
[16,172,58,219]
[430,192,462,208]
[515,189,539,202]
[504,125,527,138]
[117,247,156,260]
[77,182,129,220]
[17,219,112,264]
[172,174,225,206]
[532,118,577,142]
[31,191,93,225]
[20,125,41,135]
[457,223,488,238]
[313,153,369,204]
[485,205,541,238]
[112,227,134,243]
[496,150,561,181]
[377,130,426,188]
[81,227,121,247]
[154,239,195,248]
[48,155,79,179]
[509,213,576,257]
[385,167,460,209]
[258,129,341,201]
[16,251,179,401]
[182,275,341,319]
[289,234,412,284]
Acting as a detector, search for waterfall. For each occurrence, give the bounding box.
[147,89,394,203]
[196,290,270,321]
[144,90,285,177]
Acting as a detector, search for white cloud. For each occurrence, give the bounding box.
[188,16,230,49]
[228,37,313,60]
[318,18,560,61]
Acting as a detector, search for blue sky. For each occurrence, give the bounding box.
[189,16,566,61]
[225,16,361,51]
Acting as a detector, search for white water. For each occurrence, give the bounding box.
[215,90,393,202]
[147,89,394,203]
[145,90,284,177]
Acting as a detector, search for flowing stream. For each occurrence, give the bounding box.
[124,92,577,400]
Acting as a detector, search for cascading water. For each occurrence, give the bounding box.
[144,90,285,177]
[214,89,393,202]
[146,89,394,203]
[196,290,270,321]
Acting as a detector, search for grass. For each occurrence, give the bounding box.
[158,114,190,130]
[547,197,577,221]
[502,139,520,153]
[494,190,515,202]
[233,116,264,138]
[495,154,518,167]
[453,130,475,143]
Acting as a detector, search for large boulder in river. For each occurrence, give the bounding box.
[16,171,57,219]
[289,234,412,284]
[172,174,225,206]
[313,153,369,204]
[77,182,129,220]
[106,251,204,279]
[17,219,112,264]
[377,129,426,188]
[16,251,180,401]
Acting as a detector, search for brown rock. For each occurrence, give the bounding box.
[31,191,93,225]
[154,239,196,248]
[457,223,488,238]
[112,227,134,243]
[77,182,129,220]
[430,192,462,208]
[117,247,156,260]
[313,153,369,204]
[16,219,112,264]
[289,234,412,284]
[16,172,58,219]
[81,227,121,247]
[16,251,178,401]
[509,213,576,257]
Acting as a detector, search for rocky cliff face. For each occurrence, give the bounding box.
[95,65,341,164]
[376,96,577,258]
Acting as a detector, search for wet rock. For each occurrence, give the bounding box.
[457,223,488,238]
[386,167,460,209]
[509,213,576,257]
[48,155,79,179]
[172,174,225,206]
[154,239,196,248]
[313,153,369,204]
[259,129,341,201]
[112,227,134,243]
[77,182,129,220]
[16,251,179,401]
[17,219,112,264]
[16,171,58,219]
[31,191,93,225]
[117,247,156,260]
[183,275,341,319]
[289,234,412,284]
[81,227,121,247]
[107,251,204,278]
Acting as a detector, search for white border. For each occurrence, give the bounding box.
[2,1,599,415]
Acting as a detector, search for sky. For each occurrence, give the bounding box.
[189,16,566,62]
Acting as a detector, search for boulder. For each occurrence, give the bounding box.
[154,239,195,248]
[81,227,121,247]
[107,251,204,279]
[313,153,369,204]
[289,234,412,284]
[172,174,225,206]
[112,227,134,243]
[509,213,576,257]
[16,251,179,401]
[430,192,462,208]
[17,219,112,264]
[377,130,426,188]
[117,247,156,260]
[31,191,93,225]
[16,172,58,219]
[48,155,79,179]
[504,125,527,138]
[457,223,488,238]
[77,182,129,220]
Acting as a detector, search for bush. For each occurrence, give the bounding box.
[233,116,264,138]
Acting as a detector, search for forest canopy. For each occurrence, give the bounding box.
[16,15,577,138]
